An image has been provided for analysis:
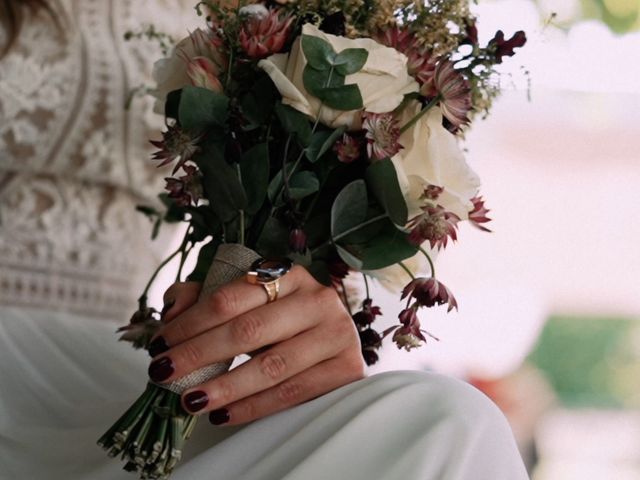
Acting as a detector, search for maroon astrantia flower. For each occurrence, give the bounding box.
[422,59,472,129]
[407,204,460,249]
[164,164,203,206]
[362,112,402,161]
[352,298,383,327]
[117,306,161,350]
[489,30,527,64]
[187,57,224,92]
[462,19,479,46]
[393,307,426,351]
[376,27,437,87]
[402,277,458,312]
[359,328,382,349]
[327,256,350,283]
[361,349,379,366]
[239,9,293,60]
[469,195,492,232]
[150,124,201,174]
[289,228,307,253]
[334,133,361,163]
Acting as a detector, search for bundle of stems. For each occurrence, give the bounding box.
[97,384,197,480]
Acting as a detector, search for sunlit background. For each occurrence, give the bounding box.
[152,0,640,478]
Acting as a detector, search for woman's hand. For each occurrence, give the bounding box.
[147,266,365,426]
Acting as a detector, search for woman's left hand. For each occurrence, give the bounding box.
[147,265,365,426]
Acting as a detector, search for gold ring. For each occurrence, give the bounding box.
[261,280,280,303]
[246,258,291,304]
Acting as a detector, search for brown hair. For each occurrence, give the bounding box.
[1,0,58,57]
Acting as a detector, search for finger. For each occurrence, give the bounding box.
[149,288,337,383]
[153,265,310,349]
[180,320,351,414]
[208,353,366,426]
[161,282,202,323]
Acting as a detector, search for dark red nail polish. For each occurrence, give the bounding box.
[184,391,209,413]
[209,408,230,425]
[148,336,169,358]
[148,357,174,382]
[160,299,176,321]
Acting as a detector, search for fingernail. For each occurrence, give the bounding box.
[184,390,209,413]
[148,336,169,358]
[148,357,174,382]
[160,299,176,321]
[209,408,230,425]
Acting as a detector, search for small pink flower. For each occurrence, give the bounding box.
[489,30,527,64]
[164,165,203,206]
[393,307,426,351]
[362,112,402,161]
[187,57,224,92]
[352,298,383,327]
[334,133,361,163]
[469,195,492,232]
[407,204,460,250]
[422,59,472,129]
[150,124,202,174]
[239,9,293,60]
[402,277,458,312]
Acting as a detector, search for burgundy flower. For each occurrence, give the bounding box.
[239,9,293,60]
[407,204,460,249]
[352,298,383,327]
[362,112,402,161]
[422,59,472,129]
[334,133,361,163]
[402,277,458,312]
[359,328,382,349]
[328,257,350,282]
[376,27,437,87]
[117,306,161,350]
[362,349,379,366]
[393,307,427,351]
[489,30,527,64]
[164,164,203,206]
[469,195,492,232]
[462,19,479,46]
[150,124,201,174]
[289,228,307,253]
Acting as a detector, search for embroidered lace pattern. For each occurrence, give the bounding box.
[0,0,193,319]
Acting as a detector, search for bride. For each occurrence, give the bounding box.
[0,1,529,479]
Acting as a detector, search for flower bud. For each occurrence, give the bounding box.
[289,228,307,253]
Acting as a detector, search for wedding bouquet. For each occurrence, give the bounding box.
[99,0,526,478]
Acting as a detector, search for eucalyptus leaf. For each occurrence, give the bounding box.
[178,86,229,132]
[302,66,344,98]
[275,103,312,146]
[331,180,368,238]
[337,245,363,270]
[333,48,368,76]
[256,217,290,258]
[317,84,363,110]
[240,143,269,214]
[199,155,247,223]
[289,171,320,200]
[267,169,284,203]
[301,35,335,70]
[359,222,418,270]
[365,158,408,226]
[304,126,345,162]
[165,89,182,121]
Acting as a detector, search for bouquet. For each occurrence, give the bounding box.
[99,0,526,478]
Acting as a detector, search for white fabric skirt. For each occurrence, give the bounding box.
[0,306,528,480]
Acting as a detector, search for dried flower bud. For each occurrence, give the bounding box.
[239,9,293,60]
[362,348,379,366]
[359,328,382,349]
[352,298,382,327]
[150,124,201,174]
[489,30,527,64]
[289,228,307,253]
[334,133,361,163]
[187,56,224,92]
[117,307,161,350]
[401,277,458,312]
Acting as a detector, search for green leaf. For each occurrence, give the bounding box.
[267,169,284,203]
[165,89,182,121]
[256,217,290,258]
[336,245,363,270]
[289,171,320,200]
[186,240,219,282]
[275,103,312,146]
[302,66,344,98]
[305,126,347,163]
[301,35,335,70]
[333,48,368,76]
[359,222,417,270]
[178,86,229,132]
[199,155,247,223]
[240,75,278,128]
[240,143,269,214]
[365,158,408,226]
[331,180,368,238]
[317,84,363,110]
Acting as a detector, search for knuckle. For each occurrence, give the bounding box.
[172,318,195,343]
[163,283,181,302]
[240,398,258,421]
[277,380,304,404]
[231,313,263,347]
[259,353,287,381]
[313,286,338,308]
[208,287,237,317]
[215,377,236,404]
[179,341,203,366]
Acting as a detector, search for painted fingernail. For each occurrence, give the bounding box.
[148,357,174,382]
[160,299,176,321]
[209,408,230,425]
[148,336,169,358]
[184,390,209,413]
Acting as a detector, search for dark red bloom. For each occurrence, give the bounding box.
[352,298,383,327]
[150,124,201,174]
[402,277,458,312]
[362,349,379,366]
[469,195,492,232]
[422,59,472,128]
[359,328,382,349]
[328,257,350,281]
[289,228,307,253]
[117,306,161,350]
[164,165,203,207]
[376,27,437,87]
[407,204,460,250]
[334,133,361,163]
[393,307,426,351]
[489,30,527,64]
[462,19,479,46]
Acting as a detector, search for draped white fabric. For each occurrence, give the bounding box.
[0,307,528,480]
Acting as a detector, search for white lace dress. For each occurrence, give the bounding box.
[0,2,529,479]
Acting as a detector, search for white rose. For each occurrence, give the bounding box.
[258,23,419,130]
[392,101,481,220]
[152,29,225,114]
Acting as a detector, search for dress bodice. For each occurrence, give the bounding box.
[0,0,193,319]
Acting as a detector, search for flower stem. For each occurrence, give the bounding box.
[418,246,436,277]
[339,279,353,316]
[362,273,370,299]
[310,213,388,255]
[236,163,245,246]
[399,96,440,134]
[398,261,415,280]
